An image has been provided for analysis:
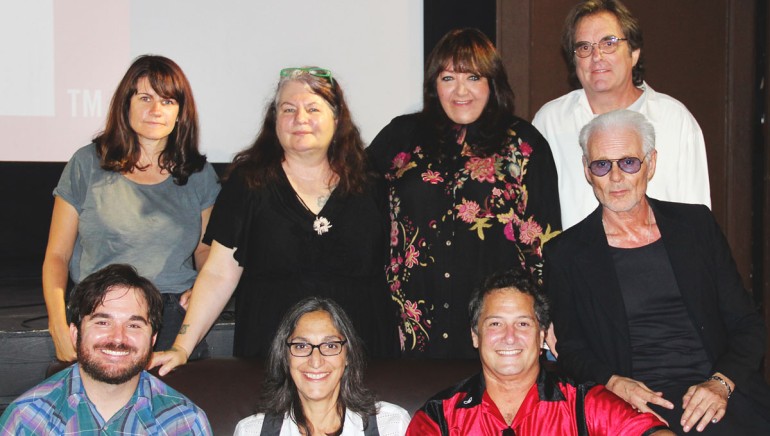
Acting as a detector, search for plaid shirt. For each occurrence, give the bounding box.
[0,363,211,435]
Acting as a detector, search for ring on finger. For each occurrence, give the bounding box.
[711,418,718,424]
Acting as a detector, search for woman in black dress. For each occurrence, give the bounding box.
[152,67,396,372]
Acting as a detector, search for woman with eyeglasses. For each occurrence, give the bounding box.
[151,67,397,374]
[367,28,561,358]
[545,109,770,434]
[42,55,220,362]
[235,297,410,435]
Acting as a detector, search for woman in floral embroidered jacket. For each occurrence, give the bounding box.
[368,28,562,358]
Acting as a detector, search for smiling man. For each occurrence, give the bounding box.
[0,264,211,435]
[532,0,710,229]
[406,268,672,435]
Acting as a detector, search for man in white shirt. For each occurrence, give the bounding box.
[533,0,710,229]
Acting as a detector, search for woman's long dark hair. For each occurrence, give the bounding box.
[94,54,206,185]
[226,69,370,196]
[256,297,376,435]
[421,28,516,158]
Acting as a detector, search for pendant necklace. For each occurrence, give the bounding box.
[295,193,332,235]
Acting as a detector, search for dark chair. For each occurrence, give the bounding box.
[48,357,480,434]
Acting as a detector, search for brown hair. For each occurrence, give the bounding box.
[561,0,645,87]
[227,68,370,196]
[94,55,206,185]
[469,268,550,334]
[68,264,163,334]
[421,28,516,157]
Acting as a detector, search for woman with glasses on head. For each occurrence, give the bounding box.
[151,67,398,374]
[545,109,770,434]
[368,28,561,358]
[235,297,410,436]
[42,55,220,362]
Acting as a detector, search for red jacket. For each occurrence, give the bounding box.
[407,368,666,436]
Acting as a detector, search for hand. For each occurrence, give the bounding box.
[49,321,77,362]
[179,289,193,311]
[606,375,674,425]
[148,344,190,376]
[680,375,731,432]
[545,323,558,358]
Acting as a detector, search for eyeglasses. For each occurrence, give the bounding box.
[280,67,334,84]
[587,155,647,177]
[286,340,347,357]
[574,36,628,58]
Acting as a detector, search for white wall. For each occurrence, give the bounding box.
[0,0,423,162]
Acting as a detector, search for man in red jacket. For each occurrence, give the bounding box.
[407,268,672,435]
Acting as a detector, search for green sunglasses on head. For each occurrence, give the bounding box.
[279,67,334,85]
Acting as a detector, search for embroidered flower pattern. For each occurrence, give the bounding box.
[456,199,481,223]
[466,157,498,183]
[404,244,420,268]
[518,217,543,245]
[421,170,444,184]
[382,123,560,354]
[404,300,423,322]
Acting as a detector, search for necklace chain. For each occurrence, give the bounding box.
[295,192,333,236]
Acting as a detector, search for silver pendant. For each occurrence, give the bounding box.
[313,216,332,235]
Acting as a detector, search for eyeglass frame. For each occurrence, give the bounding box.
[586,153,649,177]
[573,36,629,58]
[279,67,334,85]
[286,340,348,357]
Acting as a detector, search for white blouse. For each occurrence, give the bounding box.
[233,401,410,436]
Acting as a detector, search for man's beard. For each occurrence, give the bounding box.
[77,333,151,385]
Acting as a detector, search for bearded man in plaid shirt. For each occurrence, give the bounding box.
[0,264,210,435]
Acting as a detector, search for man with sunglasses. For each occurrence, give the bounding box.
[532,0,710,230]
[544,109,770,434]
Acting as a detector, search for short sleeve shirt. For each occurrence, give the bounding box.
[54,144,220,293]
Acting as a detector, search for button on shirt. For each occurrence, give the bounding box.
[368,114,562,359]
[0,363,211,435]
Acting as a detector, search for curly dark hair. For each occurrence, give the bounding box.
[561,0,645,88]
[420,28,516,158]
[68,264,163,334]
[94,54,206,185]
[256,297,376,435]
[227,68,370,196]
[468,268,550,334]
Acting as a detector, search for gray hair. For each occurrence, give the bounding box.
[579,109,655,158]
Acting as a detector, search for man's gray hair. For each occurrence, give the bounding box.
[579,109,656,158]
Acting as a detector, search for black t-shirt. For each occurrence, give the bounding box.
[611,239,711,391]
[204,166,397,357]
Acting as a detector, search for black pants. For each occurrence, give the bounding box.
[650,385,770,435]
[154,293,209,360]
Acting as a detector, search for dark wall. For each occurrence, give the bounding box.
[424,0,497,62]
[0,163,63,279]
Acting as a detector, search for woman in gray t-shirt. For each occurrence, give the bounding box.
[42,55,219,362]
